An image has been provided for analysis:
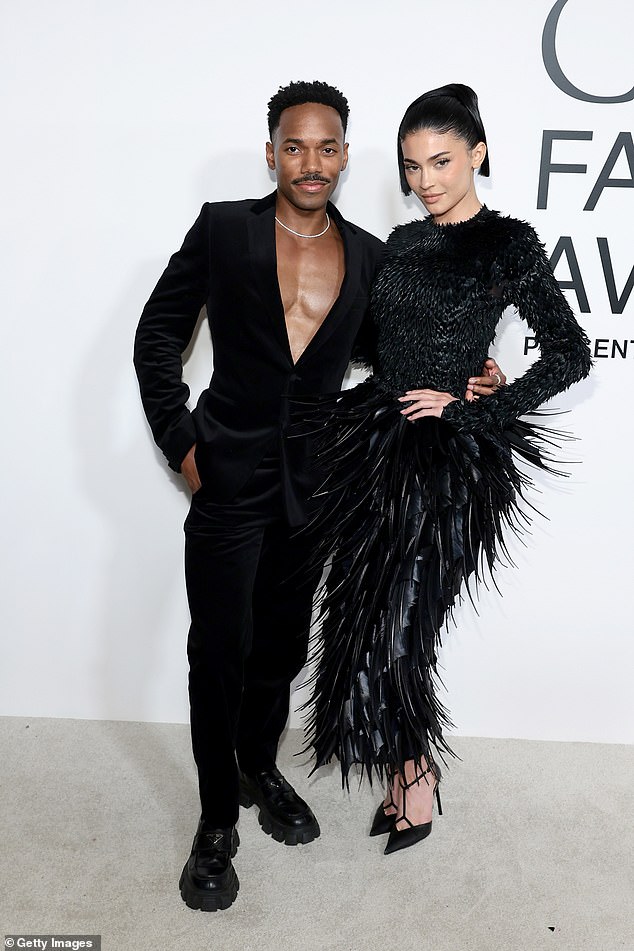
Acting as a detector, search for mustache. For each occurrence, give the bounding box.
[292,174,331,184]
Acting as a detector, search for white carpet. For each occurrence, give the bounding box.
[1,717,632,951]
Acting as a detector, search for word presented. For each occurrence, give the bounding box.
[525,336,634,359]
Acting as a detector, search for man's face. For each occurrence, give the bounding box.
[266,102,348,212]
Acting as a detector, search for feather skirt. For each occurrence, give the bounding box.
[295,379,565,785]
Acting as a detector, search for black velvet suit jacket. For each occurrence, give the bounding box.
[134,191,384,518]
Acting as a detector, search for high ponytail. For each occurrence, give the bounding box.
[397,83,490,195]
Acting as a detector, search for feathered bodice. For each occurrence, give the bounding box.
[370,206,592,433]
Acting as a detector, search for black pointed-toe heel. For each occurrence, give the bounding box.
[369,769,398,836]
[384,766,442,856]
[369,802,396,836]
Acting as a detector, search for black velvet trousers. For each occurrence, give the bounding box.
[184,451,320,828]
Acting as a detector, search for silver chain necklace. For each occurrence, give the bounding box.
[275,213,331,239]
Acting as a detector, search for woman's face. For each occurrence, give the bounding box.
[401,129,486,225]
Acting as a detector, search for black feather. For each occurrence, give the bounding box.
[292,206,591,786]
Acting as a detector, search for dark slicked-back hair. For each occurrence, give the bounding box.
[267,81,349,139]
[397,83,490,195]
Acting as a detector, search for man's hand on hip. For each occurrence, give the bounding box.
[181,444,202,494]
[465,358,507,401]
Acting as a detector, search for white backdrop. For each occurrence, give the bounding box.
[1,0,632,743]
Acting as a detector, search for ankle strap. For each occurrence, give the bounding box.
[399,764,437,790]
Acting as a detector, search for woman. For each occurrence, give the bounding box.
[300,84,592,854]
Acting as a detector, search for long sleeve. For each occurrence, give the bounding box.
[349,244,386,372]
[441,224,592,435]
[349,307,378,371]
[133,204,210,470]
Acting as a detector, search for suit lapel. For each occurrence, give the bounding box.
[247,192,293,364]
[247,193,366,367]
[296,202,362,366]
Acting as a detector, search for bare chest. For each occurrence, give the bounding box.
[276,230,345,363]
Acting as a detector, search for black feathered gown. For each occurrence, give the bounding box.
[298,207,592,784]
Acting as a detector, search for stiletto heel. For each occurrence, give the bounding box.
[435,786,443,816]
[369,769,398,836]
[384,764,441,855]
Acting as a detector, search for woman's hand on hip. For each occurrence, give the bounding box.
[398,389,458,421]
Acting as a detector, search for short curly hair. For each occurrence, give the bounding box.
[267,80,349,139]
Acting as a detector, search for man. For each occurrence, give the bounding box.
[134,80,504,912]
